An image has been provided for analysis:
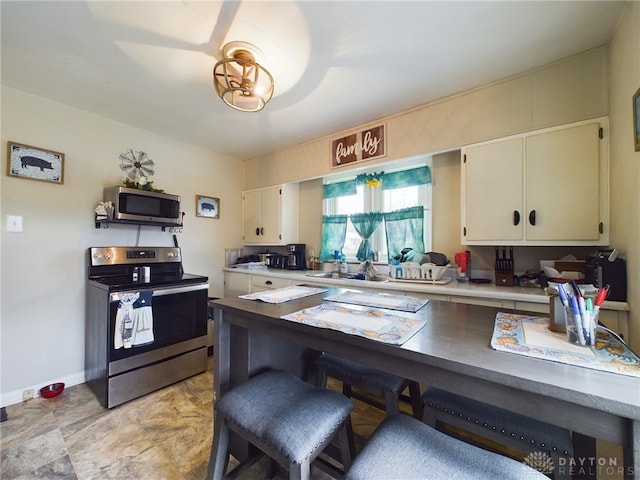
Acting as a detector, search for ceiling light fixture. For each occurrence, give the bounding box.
[213,41,274,112]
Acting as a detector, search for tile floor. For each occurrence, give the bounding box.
[0,360,385,480]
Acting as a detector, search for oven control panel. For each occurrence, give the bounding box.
[90,247,182,266]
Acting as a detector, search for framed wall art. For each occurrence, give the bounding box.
[7,141,65,184]
[196,195,220,219]
[634,87,640,152]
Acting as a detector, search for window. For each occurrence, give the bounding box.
[323,159,432,262]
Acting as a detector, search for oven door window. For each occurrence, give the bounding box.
[109,287,207,361]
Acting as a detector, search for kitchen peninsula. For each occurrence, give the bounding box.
[210,290,640,479]
[223,267,631,340]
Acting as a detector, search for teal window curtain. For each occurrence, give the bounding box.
[382,166,431,189]
[323,180,357,199]
[349,212,383,261]
[383,206,425,263]
[319,214,348,262]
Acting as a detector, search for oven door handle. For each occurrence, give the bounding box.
[110,283,209,302]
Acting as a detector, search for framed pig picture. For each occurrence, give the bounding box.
[196,195,220,219]
[7,141,65,184]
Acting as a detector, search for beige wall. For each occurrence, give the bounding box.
[244,46,608,189]
[608,1,640,350]
[0,87,244,404]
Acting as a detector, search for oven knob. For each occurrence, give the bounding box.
[103,254,111,260]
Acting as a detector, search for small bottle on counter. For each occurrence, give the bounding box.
[332,251,341,278]
[340,258,349,274]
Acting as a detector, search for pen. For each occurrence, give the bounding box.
[556,282,570,308]
[594,284,610,308]
[569,280,582,298]
[570,295,586,345]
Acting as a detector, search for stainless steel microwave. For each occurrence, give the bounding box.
[104,186,181,225]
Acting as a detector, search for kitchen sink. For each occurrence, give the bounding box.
[305,272,389,282]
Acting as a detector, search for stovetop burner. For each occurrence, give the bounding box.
[89,273,209,291]
[87,246,208,292]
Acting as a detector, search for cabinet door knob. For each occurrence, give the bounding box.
[265,280,272,285]
[513,211,520,226]
[260,227,264,235]
[528,210,536,226]
[255,227,260,235]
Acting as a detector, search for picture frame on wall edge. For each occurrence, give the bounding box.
[634,87,640,152]
[196,195,220,219]
[7,141,65,184]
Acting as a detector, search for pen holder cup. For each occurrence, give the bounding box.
[562,304,597,347]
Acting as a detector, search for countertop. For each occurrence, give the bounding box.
[223,267,629,312]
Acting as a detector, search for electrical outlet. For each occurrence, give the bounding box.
[22,389,34,401]
[6,215,23,232]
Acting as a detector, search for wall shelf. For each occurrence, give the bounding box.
[94,216,181,231]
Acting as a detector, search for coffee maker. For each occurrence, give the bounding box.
[286,244,306,270]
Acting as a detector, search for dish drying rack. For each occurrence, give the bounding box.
[389,262,452,284]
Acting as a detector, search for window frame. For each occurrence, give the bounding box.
[323,158,432,262]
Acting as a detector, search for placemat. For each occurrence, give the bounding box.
[325,290,429,312]
[281,303,426,345]
[239,286,327,304]
[491,312,640,377]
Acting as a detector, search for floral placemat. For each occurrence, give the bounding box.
[281,303,426,345]
[239,286,327,304]
[491,312,640,377]
[324,290,429,313]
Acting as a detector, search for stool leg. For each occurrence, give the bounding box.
[266,458,278,479]
[339,418,355,471]
[343,383,352,398]
[290,459,311,480]
[208,415,230,480]
[408,381,423,419]
[384,391,400,416]
[316,368,328,389]
[422,404,437,428]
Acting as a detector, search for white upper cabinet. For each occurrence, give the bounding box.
[461,118,609,246]
[242,184,299,245]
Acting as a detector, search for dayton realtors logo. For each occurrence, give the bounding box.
[524,452,554,475]
[524,452,633,477]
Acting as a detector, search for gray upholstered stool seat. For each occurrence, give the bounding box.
[347,414,548,480]
[422,387,574,480]
[208,369,354,480]
[316,353,422,418]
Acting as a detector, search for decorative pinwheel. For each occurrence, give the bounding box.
[119,149,155,183]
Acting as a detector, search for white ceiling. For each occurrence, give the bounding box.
[1,1,626,160]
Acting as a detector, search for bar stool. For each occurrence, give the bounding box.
[346,414,549,480]
[316,353,423,419]
[422,387,573,480]
[208,369,355,480]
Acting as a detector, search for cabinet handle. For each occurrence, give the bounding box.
[528,210,536,226]
[265,280,272,285]
[513,211,520,226]
[255,227,260,236]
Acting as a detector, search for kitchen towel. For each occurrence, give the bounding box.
[131,291,154,347]
[491,312,640,377]
[114,291,154,349]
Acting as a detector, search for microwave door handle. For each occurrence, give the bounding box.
[110,283,209,302]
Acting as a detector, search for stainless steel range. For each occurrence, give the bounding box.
[86,246,209,408]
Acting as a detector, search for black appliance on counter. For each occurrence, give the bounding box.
[267,254,288,269]
[86,246,209,408]
[584,250,627,302]
[286,243,306,270]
